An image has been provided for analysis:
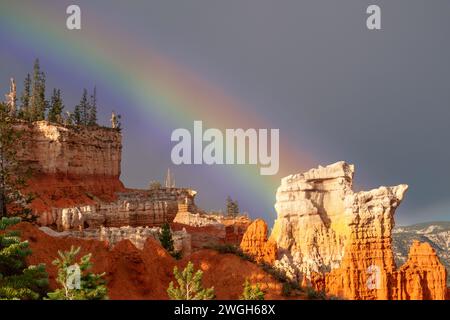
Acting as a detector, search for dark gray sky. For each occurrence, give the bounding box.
[1,0,450,225]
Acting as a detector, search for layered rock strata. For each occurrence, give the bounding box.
[15,121,124,213]
[16,121,122,176]
[270,161,365,279]
[16,121,200,229]
[42,189,197,230]
[173,207,251,249]
[98,226,192,256]
[39,225,192,256]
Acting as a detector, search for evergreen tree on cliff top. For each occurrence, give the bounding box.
[29,59,47,121]
[226,196,239,217]
[0,217,49,299]
[73,89,89,126]
[0,102,34,220]
[47,246,108,300]
[18,74,31,121]
[87,86,97,126]
[47,89,64,123]
[167,261,215,300]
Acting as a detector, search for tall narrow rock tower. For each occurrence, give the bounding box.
[165,168,175,188]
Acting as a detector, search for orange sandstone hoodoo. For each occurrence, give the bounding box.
[240,219,277,264]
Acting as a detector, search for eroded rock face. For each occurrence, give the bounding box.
[15,121,201,229]
[15,121,125,214]
[271,161,448,300]
[392,222,450,287]
[324,184,408,299]
[240,219,277,264]
[44,189,197,230]
[98,226,192,256]
[173,206,251,249]
[173,207,223,228]
[16,121,121,176]
[270,161,365,279]
[396,241,447,300]
[40,224,192,257]
[326,240,448,300]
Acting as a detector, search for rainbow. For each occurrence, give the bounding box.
[0,2,316,220]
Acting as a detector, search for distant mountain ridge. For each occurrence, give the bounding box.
[393,221,450,286]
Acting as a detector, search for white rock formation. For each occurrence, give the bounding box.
[270,161,408,281]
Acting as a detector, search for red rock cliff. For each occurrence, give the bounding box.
[15,121,125,214]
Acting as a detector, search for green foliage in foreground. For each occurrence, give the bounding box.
[0,217,48,300]
[47,246,108,300]
[240,278,265,300]
[167,261,215,300]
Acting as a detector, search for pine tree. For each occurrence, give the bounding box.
[0,217,49,300]
[239,279,265,300]
[226,196,239,217]
[73,89,89,126]
[87,86,97,126]
[0,102,33,220]
[36,71,47,120]
[47,246,108,300]
[73,89,87,126]
[47,89,64,123]
[167,261,215,300]
[73,105,82,126]
[159,222,174,253]
[30,59,47,121]
[29,59,40,120]
[19,74,31,120]
[81,89,88,125]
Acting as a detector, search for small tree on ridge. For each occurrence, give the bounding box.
[167,261,215,300]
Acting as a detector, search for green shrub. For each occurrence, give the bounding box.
[205,244,253,262]
[240,279,265,300]
[167,261,215,300]
[0,217,49,300]
[205,244,238,254]
[47,246,108,300]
